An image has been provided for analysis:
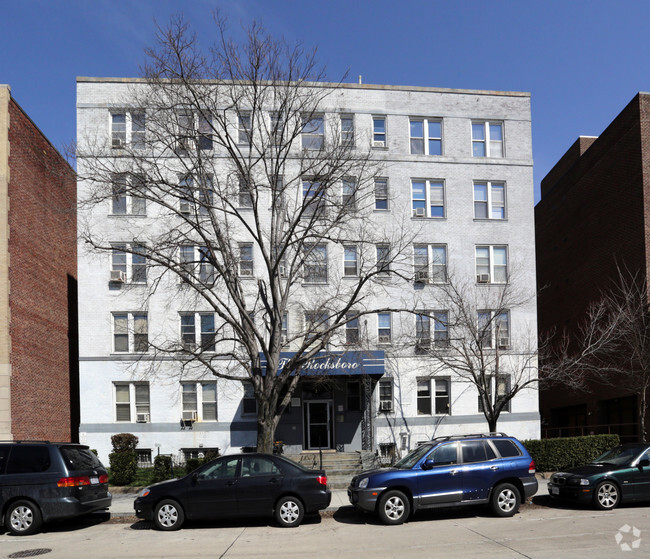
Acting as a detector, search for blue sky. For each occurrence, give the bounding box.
[2,0,650,202]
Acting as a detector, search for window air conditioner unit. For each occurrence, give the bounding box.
[279,265,287,277]
[112,137,123,148]
[136,413,150,423]
[110,270,126,283]
[372,140,385,148]
[379,401,393,412]
[240,268,253,277]
[378,335,391,344]
[415,270,429,283]
[413,207,426,218]
[498,338,510,349]
[416,338,431,349]
[477,273,490,283]
[182,411,198,422]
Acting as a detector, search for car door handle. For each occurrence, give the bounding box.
[227,480,237,486]
[269,478,280,484]
[450,469,459,475]
[490,466,499,471]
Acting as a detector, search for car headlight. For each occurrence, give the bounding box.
[358,477,369,489]
[139,488,151,497]
[568,478,590,486]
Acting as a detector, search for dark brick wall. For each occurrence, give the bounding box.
[536,93,649,435]
[7,98,77,442]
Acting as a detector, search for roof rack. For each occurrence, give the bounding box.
[430,432,509,443]
[0,440,52,444]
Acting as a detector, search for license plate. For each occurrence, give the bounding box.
[551,486,559,495]
[90,477,99,485]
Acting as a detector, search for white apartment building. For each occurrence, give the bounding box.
[76,78,539,465]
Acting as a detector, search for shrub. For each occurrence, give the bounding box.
[153,454,175,483]
[185,458,201,474]
[522,434,620,472]
[109,450,137,485]
[111,433,139,452]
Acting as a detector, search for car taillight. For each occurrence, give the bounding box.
[316,475,327,486]
[57,476,91,487]
[99,474,109,484]
[529,460,536,474]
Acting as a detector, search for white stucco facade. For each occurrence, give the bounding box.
[77,78,539,465]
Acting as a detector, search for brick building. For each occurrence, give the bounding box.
[0,85,78,442]
[536,92,650,440]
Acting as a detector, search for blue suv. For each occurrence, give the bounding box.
[348,433,537,524]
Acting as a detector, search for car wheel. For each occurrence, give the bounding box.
[594,481,620,510]
[491,483,521,517]
[377,490,410,525]
[153,499,185,531]
[275,496,304,527]
[5,500,43,536]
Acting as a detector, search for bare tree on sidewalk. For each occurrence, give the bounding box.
[76,15,417,452]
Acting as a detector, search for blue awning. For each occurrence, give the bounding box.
[261,350,385,376]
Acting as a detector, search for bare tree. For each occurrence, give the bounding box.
[410,271,541,433]
[76,15,417,452]
[549,267,650,441]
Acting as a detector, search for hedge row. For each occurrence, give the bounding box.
[522,434,620,472]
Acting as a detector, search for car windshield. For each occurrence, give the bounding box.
[592,446,645,467]
[394,444,432,469]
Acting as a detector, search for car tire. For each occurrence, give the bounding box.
[594,481,620,510]
[491,483,521,517]
[275,496,305,527]
[153,499,185,531]
[377,490,410,525]
[5,500,43,536]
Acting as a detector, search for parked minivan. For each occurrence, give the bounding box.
[0,441,112,535]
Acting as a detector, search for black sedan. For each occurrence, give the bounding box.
[134,453,330,529]
[548,443,650,510]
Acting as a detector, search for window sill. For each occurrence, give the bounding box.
[473,218,508,222]
[108,214,148,218]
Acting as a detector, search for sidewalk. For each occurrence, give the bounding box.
[107,478,549,518]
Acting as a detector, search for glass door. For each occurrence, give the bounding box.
[305,400,333,450]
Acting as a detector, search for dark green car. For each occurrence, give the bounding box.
[548,443,650,510]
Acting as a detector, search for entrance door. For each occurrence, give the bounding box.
[305,401,333,449]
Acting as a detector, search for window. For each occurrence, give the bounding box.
[270,112,284,145]
[305,311,329,341]
[242,455,281,476]
[180,382,217,421]
[412,179,445,218]
[341,114,355,147]
[177,110,212,151]
[111,243,147,284]
[378,312,391,344]
[347,381,361,411]
[302,115,324,149]
[303,244,327,283]
[374,178,389,210]
[379,379,393,411]
[417,378,450,415]
[461,440,496,463]
[111,173,146,215]
[415,313,430,353]
[136,449,152,467]
[492,438,522,457]
[428,442,458,465]
[238,113,251,145]
[376,244,390,275]
[302,179,325,216]
[114,382,150,422]
[478,310,510,349]
[478,375,511,413]
[180,312,216,352]
[238,243,254,277]
[179,245,214,283]
[409,118,442,155]
[346,312,359,345]
[242,382,257,415]
[111,110,145,149]
[474,181,506,219]
[179,175,213,215]
[238,176,253,208]
[372,116,386,147]
[433,311,449,347]
[113,312,148,353]
[344,245,358,276]
[475,245,508,283]
[281,313,289,345]
[342,178,356,209]
[472,121,503,158]
[413,244,447,283]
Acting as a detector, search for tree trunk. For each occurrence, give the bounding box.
[487,416,498,433]
[256,415,277,454]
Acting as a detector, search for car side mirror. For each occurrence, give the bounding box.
[421,459,435,470]
[638,459,650,468]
